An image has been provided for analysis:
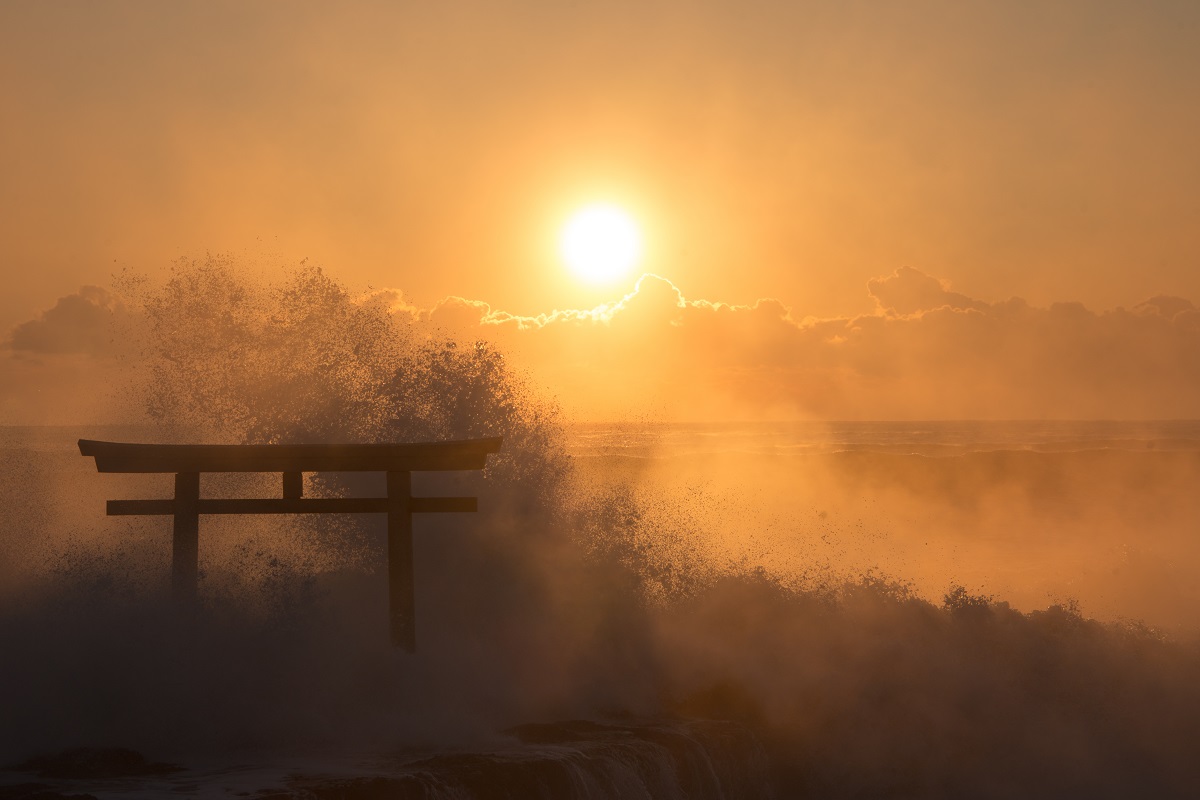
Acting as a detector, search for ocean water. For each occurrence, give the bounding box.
[566,418,1200,457]
[2,421,1200,798]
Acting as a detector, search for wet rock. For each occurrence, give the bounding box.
[0,784,98,800]
[9,748,179,780]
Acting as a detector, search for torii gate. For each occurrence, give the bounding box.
[78,437,503,652]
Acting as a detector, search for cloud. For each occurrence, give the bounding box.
[867,267,989,315]
[354,287,424,321]
[1133,295,1196,321]
[429,295,496,332]
[387,268,1200,420]
[6,286,132,356]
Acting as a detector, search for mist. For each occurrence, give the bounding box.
[2,259,1200,798]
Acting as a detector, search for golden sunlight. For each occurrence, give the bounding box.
[559,203,643,283]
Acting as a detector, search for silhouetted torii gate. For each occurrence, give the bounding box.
[78,437,503,652]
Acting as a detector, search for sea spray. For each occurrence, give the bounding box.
[1,257,652,761]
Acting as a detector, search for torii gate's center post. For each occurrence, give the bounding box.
[78,438,502,652]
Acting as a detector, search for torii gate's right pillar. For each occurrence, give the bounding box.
[173,471,200,605]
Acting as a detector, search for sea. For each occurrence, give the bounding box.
[566,418,1200,457]
[2,420,1199,798]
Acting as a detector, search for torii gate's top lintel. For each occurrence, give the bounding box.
[78,437,503,474]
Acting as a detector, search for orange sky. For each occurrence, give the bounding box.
[3,1,1200,423]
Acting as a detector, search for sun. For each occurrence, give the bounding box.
[559,203,643,283]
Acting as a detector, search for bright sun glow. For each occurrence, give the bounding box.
[560,204,642,283]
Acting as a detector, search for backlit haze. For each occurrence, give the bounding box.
[4,0,1200,425]
[6,5,1200,795]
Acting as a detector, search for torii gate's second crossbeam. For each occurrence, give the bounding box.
[78,437,503,652]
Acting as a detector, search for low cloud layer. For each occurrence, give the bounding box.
[7,286,132,357]
[1,286,139,423]
[5,267,1200,423]
[402,268,1200,420]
